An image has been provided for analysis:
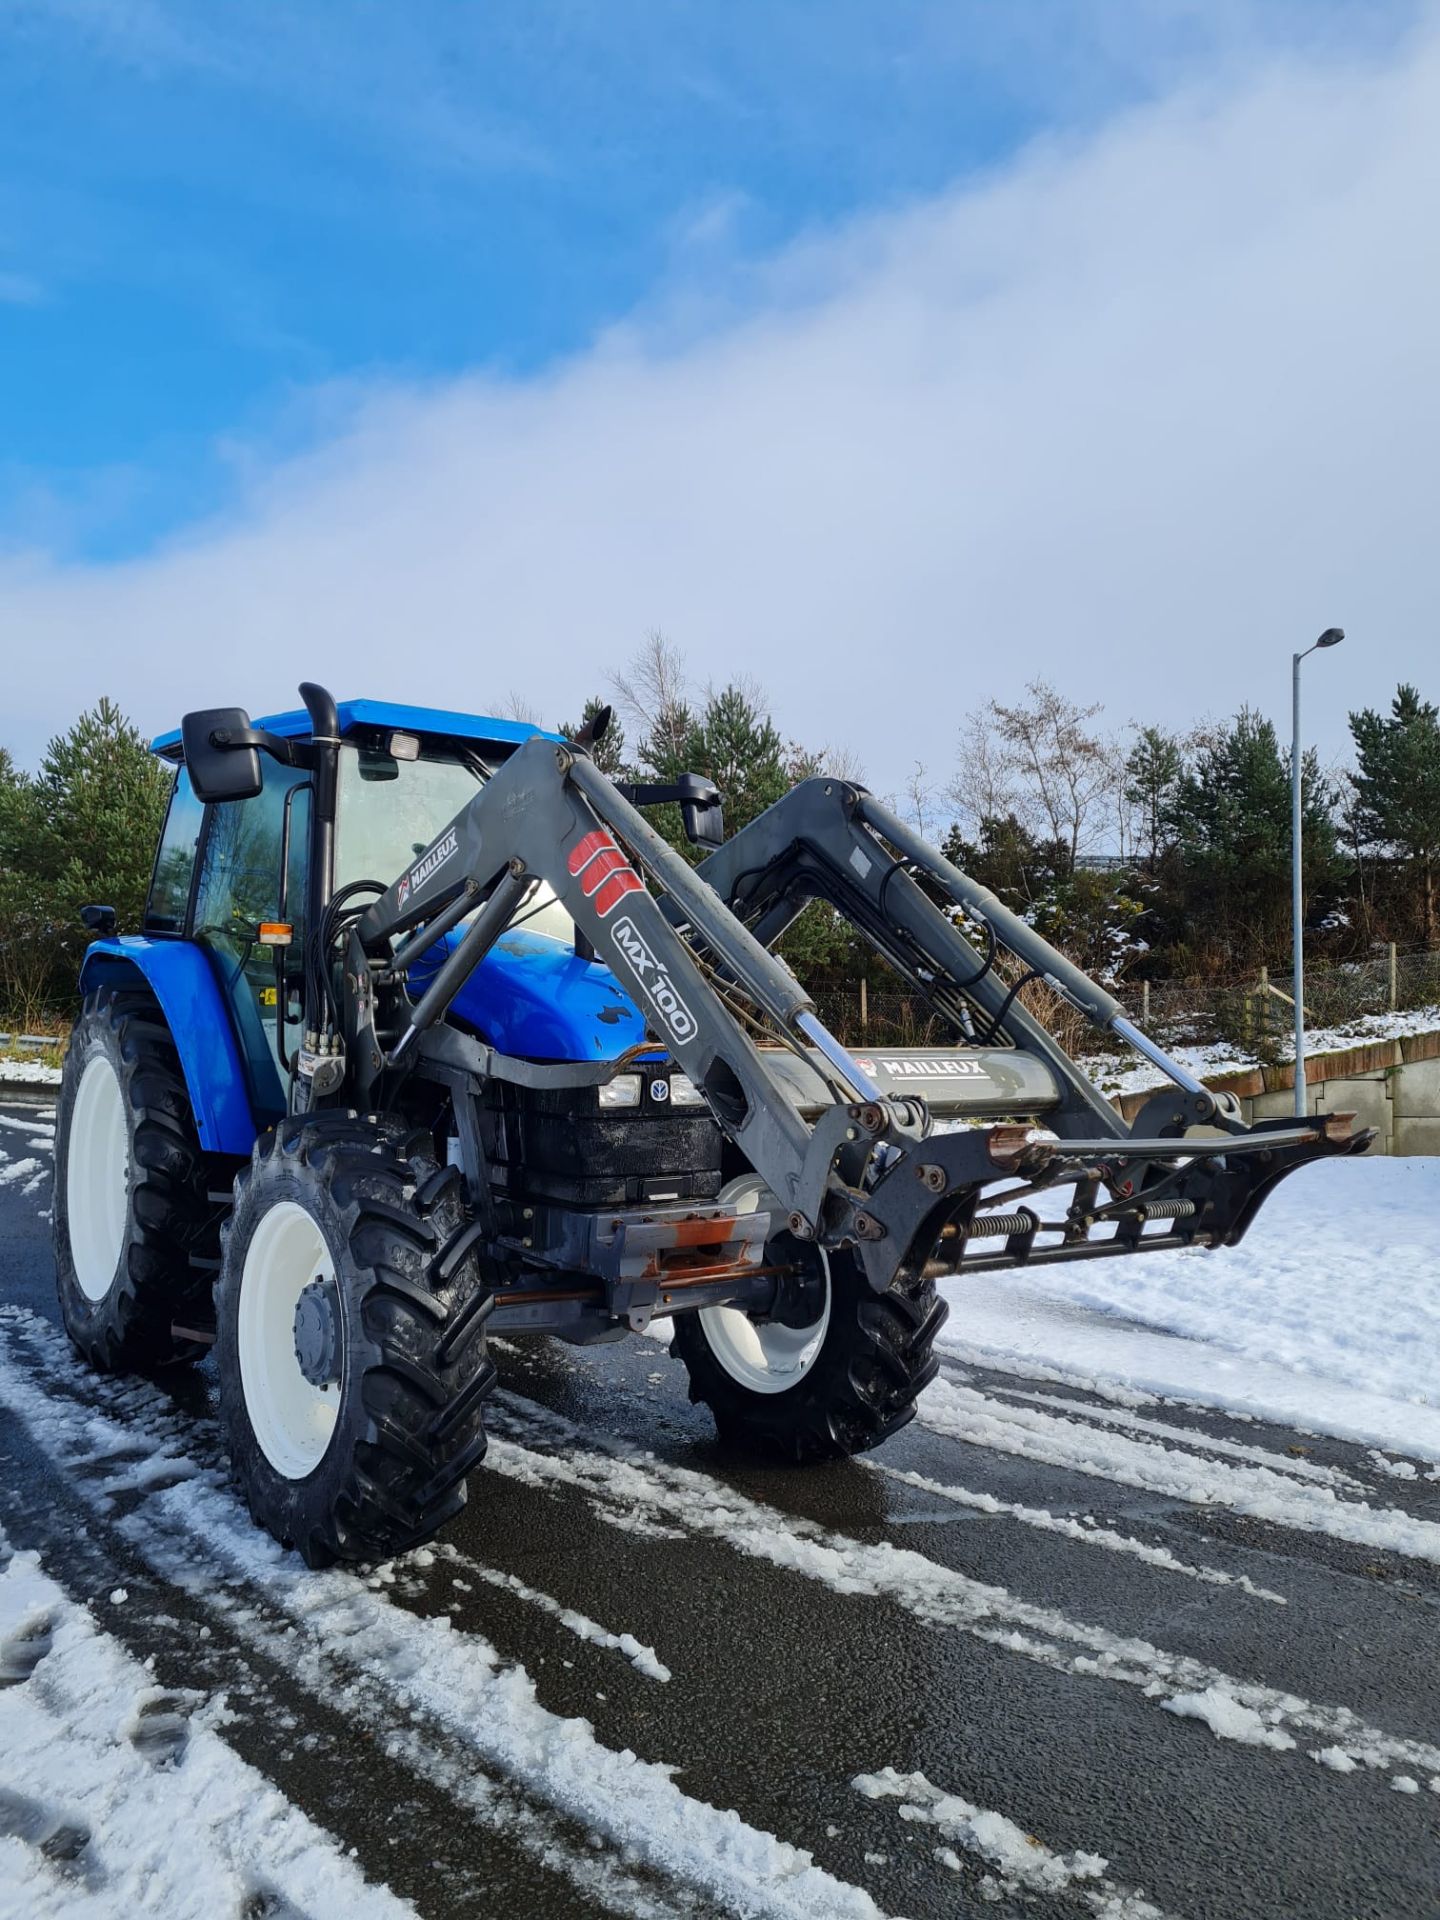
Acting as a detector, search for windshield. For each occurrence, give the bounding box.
[334,742,572,942]
[334,745,482,891]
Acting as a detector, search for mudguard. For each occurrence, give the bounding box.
[79,937,259,1155]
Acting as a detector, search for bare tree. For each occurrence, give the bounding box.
[503,690,542,726]
[891,760,940,839]
[820,741,868,785]
[947,721,1022,837]
[951,681,1119,873]
[609,631,694,774]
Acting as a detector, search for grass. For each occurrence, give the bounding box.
[0,1016,69,1073]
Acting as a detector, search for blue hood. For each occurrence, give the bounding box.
[409,926,650,1061]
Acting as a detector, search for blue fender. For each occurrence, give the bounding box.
[80,938,260,1155]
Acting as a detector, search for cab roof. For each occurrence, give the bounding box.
[151,698,562,759]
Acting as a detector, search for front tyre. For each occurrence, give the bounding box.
[670,1175,947,1462]
[53,986,213,1373]
[215,1113,497,1567]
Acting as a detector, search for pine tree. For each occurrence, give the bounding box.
[687,682,789,836]
[0,699,172,1019]
[942,814,1059,911]
[1123,725,1184,869]
[1164,707,1339,968]
[1348,684,1440,945]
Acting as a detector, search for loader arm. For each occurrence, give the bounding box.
[695,777,1130,1140]
[350,736,830,1231]
[339,737,1367,1295]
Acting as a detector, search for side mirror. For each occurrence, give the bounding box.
[80,904,117,938]
[681,791,725,852]
[181,707,263,803]
[616,773,725,851]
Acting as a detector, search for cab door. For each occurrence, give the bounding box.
[190,763,310,1120]
[144,767,206,934]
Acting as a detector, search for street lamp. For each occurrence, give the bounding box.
[1292,627,1345,1117]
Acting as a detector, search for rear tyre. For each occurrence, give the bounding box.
[670,1175,947,1462]
[215,1112,497,1567]
[53,986,213,1373]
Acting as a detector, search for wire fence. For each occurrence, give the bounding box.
[812,944,1440,1062]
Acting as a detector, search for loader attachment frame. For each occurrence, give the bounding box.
[328,734,1368,1300]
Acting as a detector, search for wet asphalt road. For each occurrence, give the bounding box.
[1,1089,1438,1920]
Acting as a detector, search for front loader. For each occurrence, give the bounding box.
[52,685,1369,1565]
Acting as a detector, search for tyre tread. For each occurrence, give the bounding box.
[215,1112,497,1567]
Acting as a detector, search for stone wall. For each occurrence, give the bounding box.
[1112,1029,1440,1155]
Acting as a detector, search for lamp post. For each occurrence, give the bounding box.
[1292,627,1345,1117]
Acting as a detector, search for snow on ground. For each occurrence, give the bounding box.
[480,1392,1440,1779]
[852,1767,1160,1918]
[934,1157,1440,1464]
[0,1311,888,1920]
[0,1534,415,1920]
[5,1305,1436,1790]
[1079,1005,1440,1097]
[864,1458,1288,1603]
[916,1376,1440,1564]
[0,1058,62,1088]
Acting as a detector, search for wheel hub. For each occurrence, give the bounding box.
[293,1276,341,1387]
[765,1233,828,1329]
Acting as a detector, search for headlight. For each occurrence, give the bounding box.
[668,1074,706,1107]
[598,1073,642,1109]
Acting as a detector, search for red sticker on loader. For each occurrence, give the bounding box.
[591,869,643,917]
[567,829,644,916]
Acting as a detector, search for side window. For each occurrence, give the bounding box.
[145,768,206,933]
[192,765,310,1115]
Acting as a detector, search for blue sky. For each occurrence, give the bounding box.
[2,1,1409,560]
[0,2,1433,785]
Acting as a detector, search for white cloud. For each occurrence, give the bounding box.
[3,23,1437,789]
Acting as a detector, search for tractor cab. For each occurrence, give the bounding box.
[144,699,620,1127]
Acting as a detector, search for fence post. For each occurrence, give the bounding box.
[859,977,868,1040]
[1388,942,1397,1012]
[1141,979,1150,1026]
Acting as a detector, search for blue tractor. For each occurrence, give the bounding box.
[52,684,1369,1565]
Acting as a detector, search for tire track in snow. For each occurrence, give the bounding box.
[862,1459,1288,1603]
[122,1515,715,1920]
[991,1383,1373,1491]
[430,1542,672,1681]
[484,1391,1440,1782]
[0,1308,890,1920]
[0,1404,703,1920]
[0,1531,417,1920]
[914,1376,1440,1564]
[371,1538,672,1681]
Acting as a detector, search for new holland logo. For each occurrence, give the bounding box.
[399,826,459,907]
[566,828,644,918]
[609,915,698,1043]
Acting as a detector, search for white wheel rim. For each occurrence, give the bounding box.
[698,1175,831,1395]
[68,1054,130,1302]
[238,1201,341,1480]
